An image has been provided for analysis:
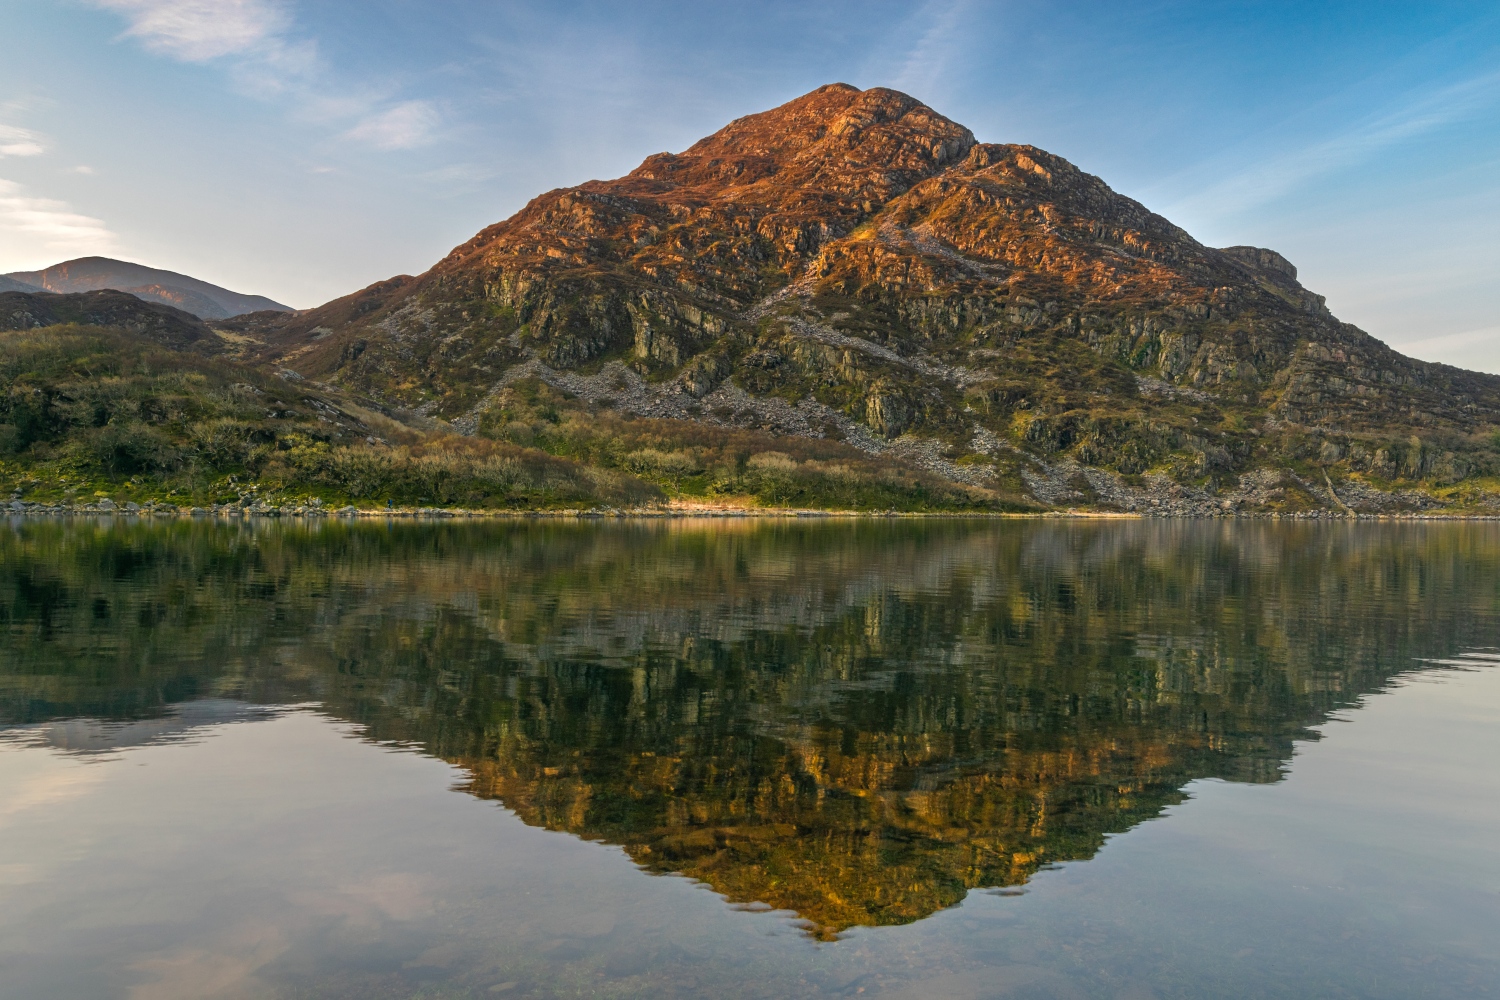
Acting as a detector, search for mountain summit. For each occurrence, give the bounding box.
[227,84,1500,513]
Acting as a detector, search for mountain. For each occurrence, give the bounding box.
[224,82,1500,514]
[4,256,292,320]
[0,275,43,294]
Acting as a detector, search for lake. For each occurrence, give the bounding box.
[1,517,1497,999]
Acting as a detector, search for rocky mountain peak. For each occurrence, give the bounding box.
[659,83,972,174]
[432,86,982,300]
[618,84,975,216]
[227,84,1500,517]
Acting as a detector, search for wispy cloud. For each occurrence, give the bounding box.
[1402,324,1500,349]
[1165,68,1500,222]
[92,0,290,61]
[0,178,118,262]
[89,0,437,151]
[0,124,45,158]
[887,0,974,101]
[342,101,440,151]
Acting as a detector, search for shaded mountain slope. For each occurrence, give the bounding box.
[229,83,1500,513]
[0,275,43,294]
[5,256,291,319]
[0,289,220,354]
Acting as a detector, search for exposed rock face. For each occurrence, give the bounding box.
[232,83,1500,512]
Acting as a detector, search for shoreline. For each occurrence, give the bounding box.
[5,503,1500,522]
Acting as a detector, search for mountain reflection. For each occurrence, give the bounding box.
[3,518,1497,937]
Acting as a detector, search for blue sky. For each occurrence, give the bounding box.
[3,1,1498,369]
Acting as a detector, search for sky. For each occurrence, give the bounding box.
[2,0,1498,369]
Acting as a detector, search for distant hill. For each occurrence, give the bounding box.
[3,256,291,320]
[0,275,43,294]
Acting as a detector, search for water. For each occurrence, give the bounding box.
[1,517,1497,999]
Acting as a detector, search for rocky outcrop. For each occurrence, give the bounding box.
[226,83,1500,513]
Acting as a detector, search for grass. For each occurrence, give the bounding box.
[6,322,1496,514]
[0,325,656,510]
[475,377,1038,512]
[0,324,1009,513]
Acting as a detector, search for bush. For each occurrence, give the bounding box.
[623,448,702,490]
[279,437,661,509]
[89,421,179,473]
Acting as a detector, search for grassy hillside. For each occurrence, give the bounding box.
[1,321,1016,512]
[477,377,1034,512]
[6,292,1496,516]
[0,324,657,510]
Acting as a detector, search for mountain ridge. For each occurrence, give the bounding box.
[212,83,1500,513]
[4,84,1498,514]
[4,256,292,320]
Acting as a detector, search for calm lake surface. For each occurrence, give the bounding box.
[1,517,1498,999]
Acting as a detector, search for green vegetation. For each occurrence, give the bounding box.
[0,324,1027,512]
[0,324,656,510]
[477,377,1036,511]
[8,316,1494,515]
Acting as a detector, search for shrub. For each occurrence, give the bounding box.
[0,326,664,509]
[280,437,660,509]
[623,448,702,490]
[88,421,179,473]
